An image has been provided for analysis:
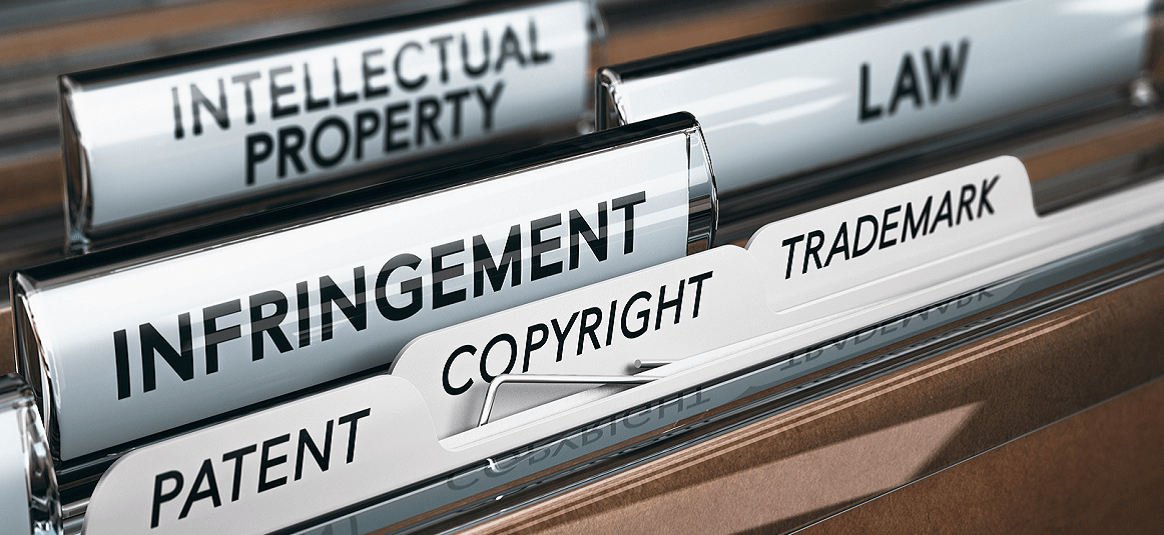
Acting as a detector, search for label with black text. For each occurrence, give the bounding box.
[604,0,1150,193]
[83,376,443,535]
[65,0,591,232]
[748,155,1035,311]
[392,246,770,437]
[22,128,695,461]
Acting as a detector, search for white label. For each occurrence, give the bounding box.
[70,1,590,229]
[27,130,692,461]
[610,0,1150,193]
[391,245,770,438]
[83,376,446,535]
[749,155,1036,313]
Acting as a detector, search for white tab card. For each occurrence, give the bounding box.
[62,0,596,244]
[599,0,1152,194]
[83,157,1164,534]
[749,156,1035,313]
[390,246,770,437]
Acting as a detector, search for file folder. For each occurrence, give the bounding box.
[74,152,1164,534]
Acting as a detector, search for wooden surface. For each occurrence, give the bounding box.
[0,0,384,65]
[1023,114,1164,183]
[800,378,1164,534]
[461,272,1164,535]
[604,0,868,65]
[0,152,60,220]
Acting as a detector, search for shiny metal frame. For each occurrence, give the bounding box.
[477,374,660,427]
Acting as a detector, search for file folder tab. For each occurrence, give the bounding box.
[13,112,716,465]
[598,0,1154,194]
[83,376,436,535]
[391,245,768,437]
[749,155,1035,308]
[60,0,601,248]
